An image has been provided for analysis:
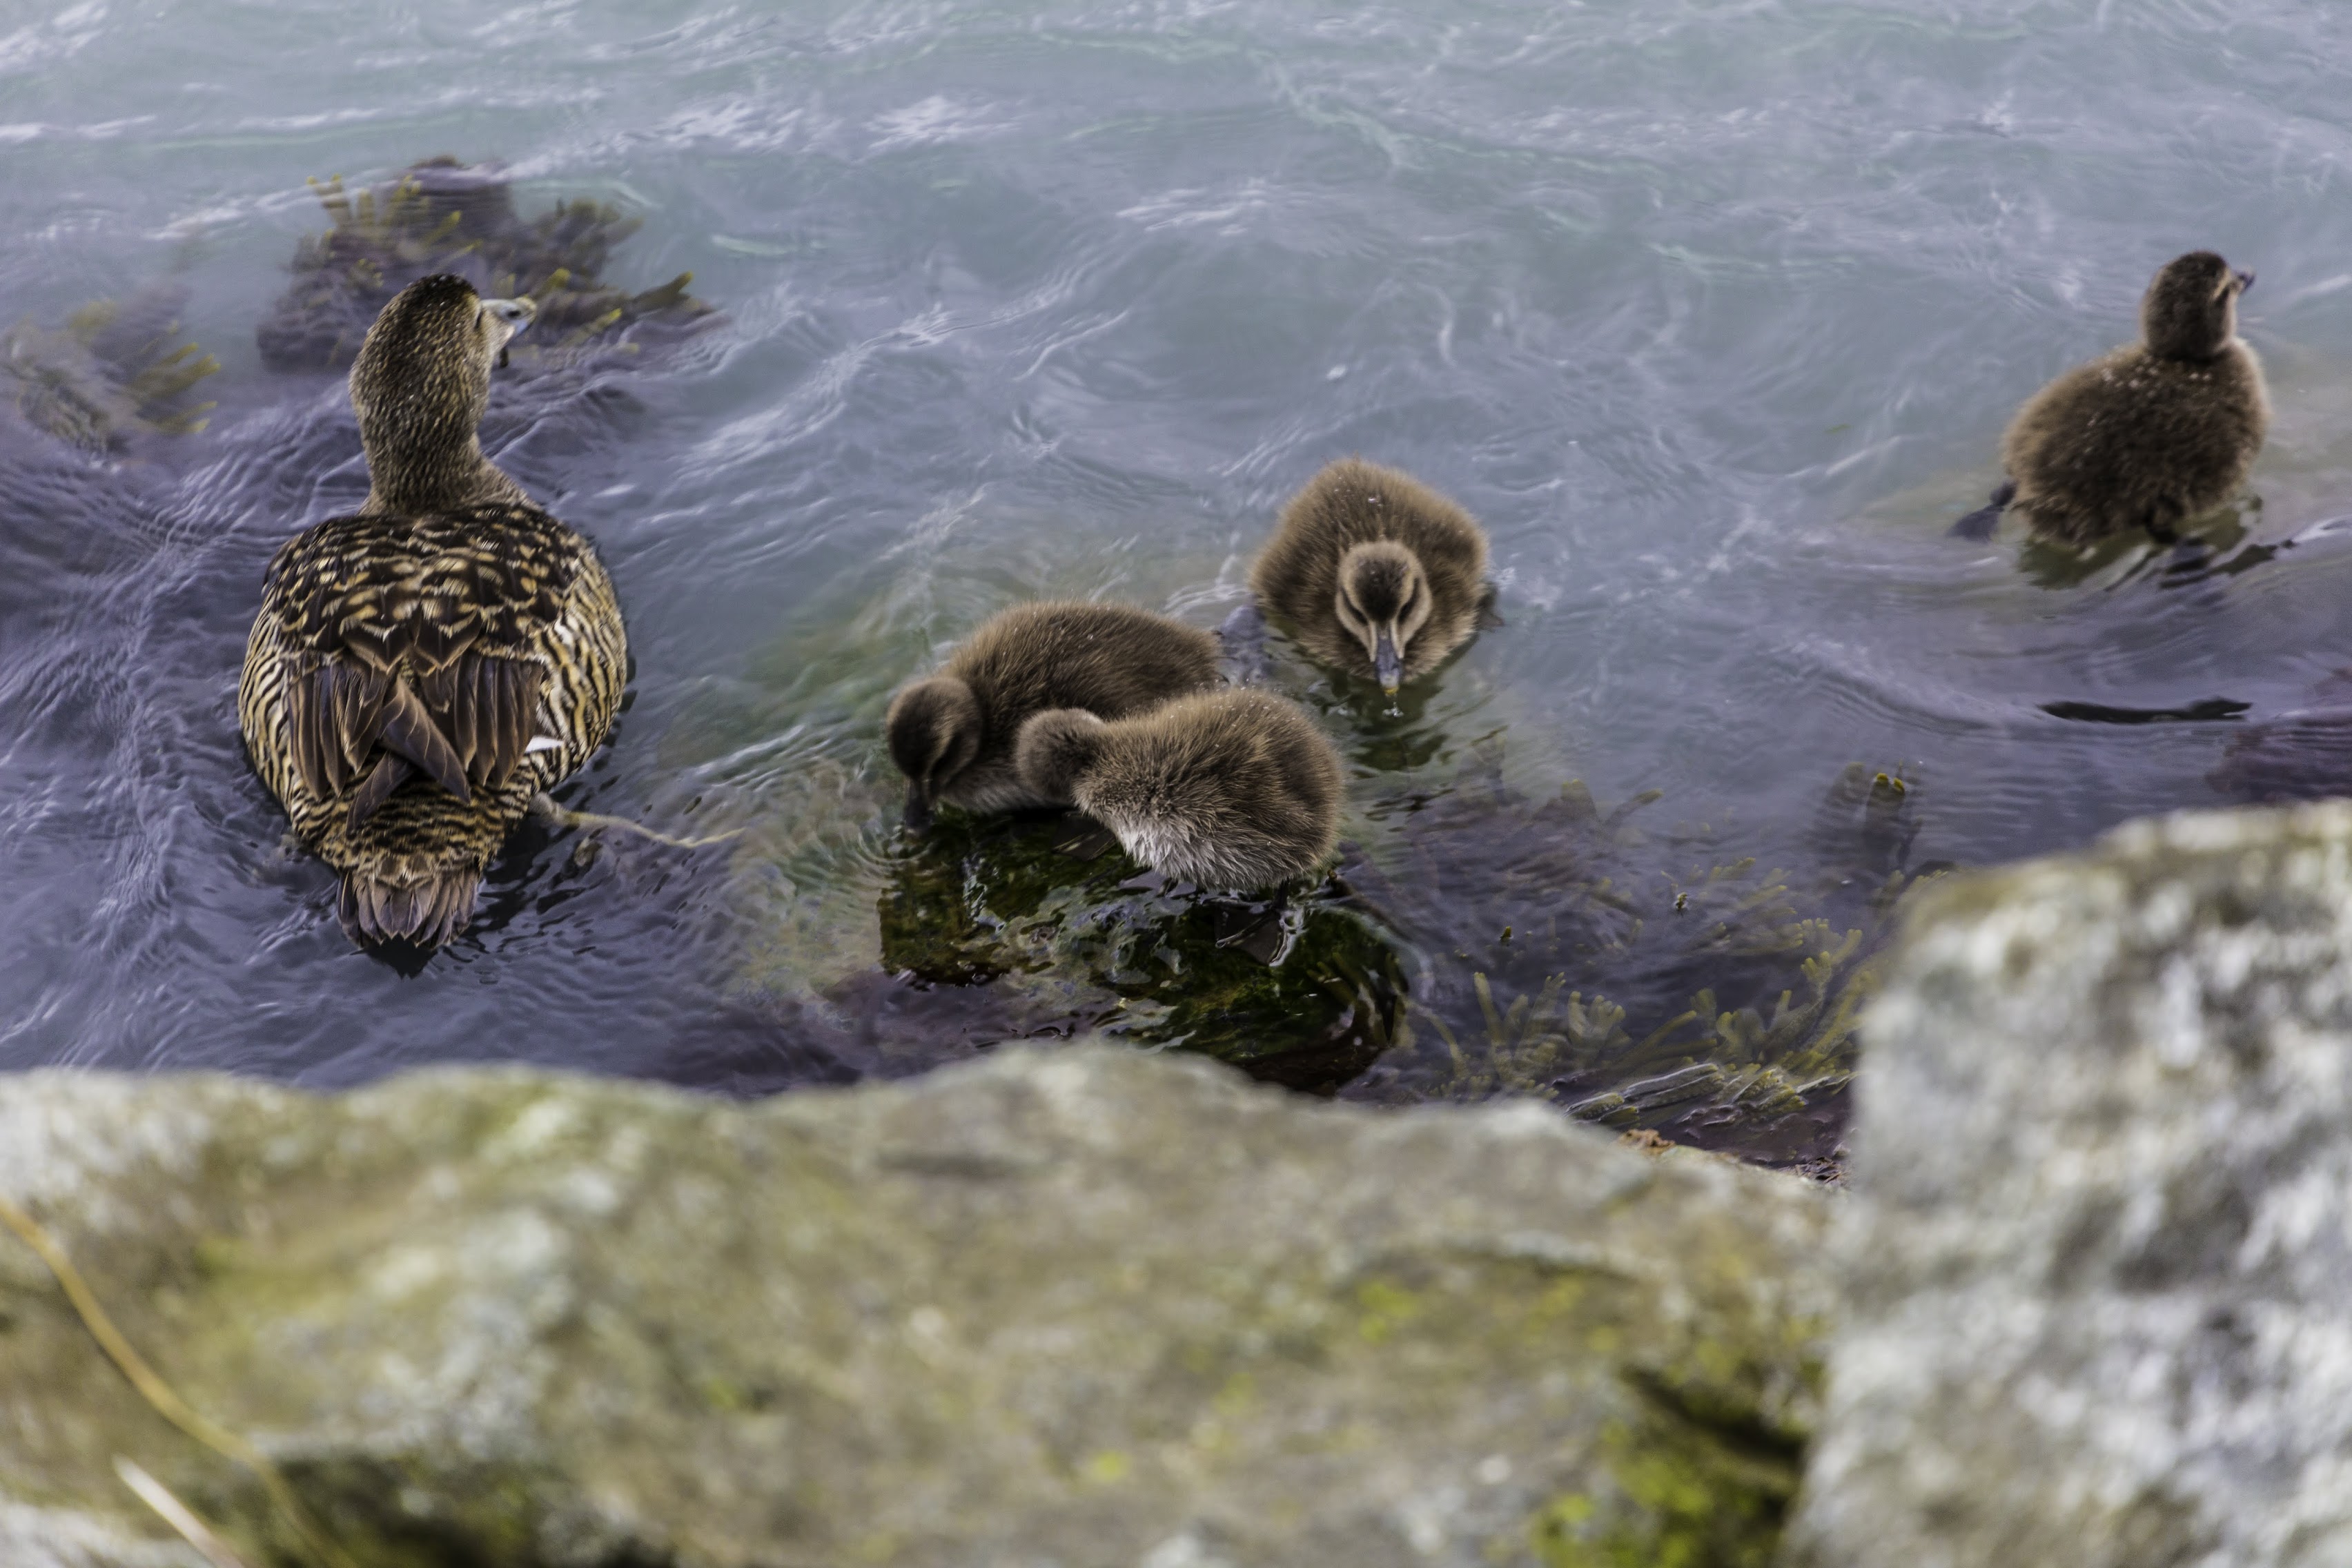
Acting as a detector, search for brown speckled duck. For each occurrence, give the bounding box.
[885,600,1222,830]
[1246,458,1493,693]
[238,273,629,950]
[1954,251,2268,544]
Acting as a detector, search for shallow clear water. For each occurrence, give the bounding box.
[10,0,2352,1155]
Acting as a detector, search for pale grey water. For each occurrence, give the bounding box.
[8,0,2352,1150]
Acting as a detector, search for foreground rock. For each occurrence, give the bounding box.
[0,1046,1833,1568]
[1789,803,2352,1567]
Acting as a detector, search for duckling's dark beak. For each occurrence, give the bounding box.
[902,789,934,832]
[1373,632,1404,694]
[2234,268,2256,294]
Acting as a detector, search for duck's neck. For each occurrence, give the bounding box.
[359,436,529,517]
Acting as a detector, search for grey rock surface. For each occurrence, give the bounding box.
[0,1043,1834,1568]
[1788,803,2352,1568]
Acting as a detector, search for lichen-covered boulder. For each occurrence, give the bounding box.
[0,1046,1833,1567]
[1787,803,2352,1568]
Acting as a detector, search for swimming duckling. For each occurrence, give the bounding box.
[885,600,1222,829]
[1954,251,2268,545]
[238,273,629,951]
[1247,458,1493,693]
[1012,687,1342,889]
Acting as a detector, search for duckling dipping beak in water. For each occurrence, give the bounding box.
[480,294,536,369]
[1333,540,1431,694]
[887,676,984,831]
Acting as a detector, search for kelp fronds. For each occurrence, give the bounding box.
[259,157,713,371]
[2,286,217,451]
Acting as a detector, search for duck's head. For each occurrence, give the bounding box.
[349,273,536,508]
[2142,251,2252,362]
[885,675,984,830]
[1012,708,1108,805]
[1333,540,1433,694]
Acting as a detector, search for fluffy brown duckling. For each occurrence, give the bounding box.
[885,600,1222,829]
[238,273,629,951]
[1012,687,1342,889]
[1246,458,1493,694]
[1954,251,2268,545]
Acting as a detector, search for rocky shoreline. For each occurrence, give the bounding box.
[10,802,2352,1565]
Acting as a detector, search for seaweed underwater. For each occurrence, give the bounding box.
[257,157,714,373]
[1335,760,1939,1168]
[2,284,219,453]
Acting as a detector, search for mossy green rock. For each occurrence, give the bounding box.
[0,1047,1834,1567]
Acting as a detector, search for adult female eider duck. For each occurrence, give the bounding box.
[1012,687,1342,889]
[1954,251,2268,544]
[885,600,1222,830]
[238,273,629,950]
[1246,458,1493,694]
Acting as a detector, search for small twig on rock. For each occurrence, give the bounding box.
[114,1456,255,1568]
[0,1194,357,1568]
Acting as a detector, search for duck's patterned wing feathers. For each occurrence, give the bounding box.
[262,503,580,813]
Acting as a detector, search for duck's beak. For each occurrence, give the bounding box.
[2234,268,2256,294]
[1373,631,1404,695]
[902,788,934,832]
[483,295,537,370]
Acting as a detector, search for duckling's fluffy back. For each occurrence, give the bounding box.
[907,600,1222,814]
[1051,687,1342,889]
[2001,341,2267,544]
[1250,458,1489,681]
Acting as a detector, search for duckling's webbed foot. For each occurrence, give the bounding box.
[1210,890,1299,966]
[1050,818,1119,861]
[1218,599,1271,685]
[1950,480,2016,541]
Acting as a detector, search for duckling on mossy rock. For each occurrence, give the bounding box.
[1954,251,2268,545]
[1246,458,1495,694]
[1013,687,1343,890]
[885,600,1222,830]
[238,273,629,952]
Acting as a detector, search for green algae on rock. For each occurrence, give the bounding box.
[0,1046,1836,1568]
[879,809,1405,1092]
[258,157,713,372]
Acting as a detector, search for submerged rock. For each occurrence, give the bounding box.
[0,1046,1834,1568]
[879,811,1404,1092]
[1337,765,1923,1166]
[1788,803,2352,1567]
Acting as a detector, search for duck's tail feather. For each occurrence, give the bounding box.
[337,867,480,951]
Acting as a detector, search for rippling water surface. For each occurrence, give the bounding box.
[10,0,2352,1157]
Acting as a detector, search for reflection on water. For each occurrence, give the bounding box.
[14,1,2352,1164]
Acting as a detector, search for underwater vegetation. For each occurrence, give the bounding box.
[2208,667,2352,806]
[2,284,218,452]
[876,810,1404,1094]
[1338,762,1934,1165]
[258,157,713,372]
